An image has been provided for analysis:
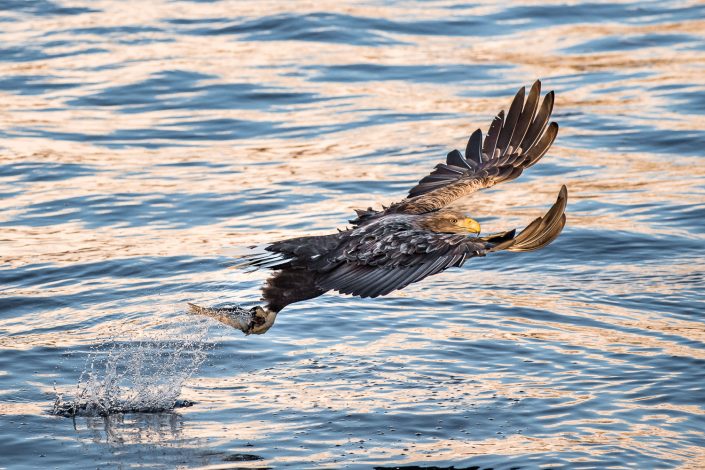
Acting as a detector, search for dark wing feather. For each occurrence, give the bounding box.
[446,149,473,170]
[482,111,504,161]
[509,80,540,152]
[313,232,468,298]
[402,80,557,213]
[229,233,343,271]
[465,129,483,165]
[313,219,494,298]
[521,88,554,152]
[496,85,525,158]
[318,254,479,298]
[320,186,568,298]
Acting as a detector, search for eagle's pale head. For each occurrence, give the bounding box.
[417,210,481,235]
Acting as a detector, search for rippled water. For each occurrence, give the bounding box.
[1,0,705,468]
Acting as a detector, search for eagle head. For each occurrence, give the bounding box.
[416,210,481,235]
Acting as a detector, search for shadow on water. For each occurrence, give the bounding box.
[59,412,270,469]
[52,398,195,418]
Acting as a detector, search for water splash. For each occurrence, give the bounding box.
[53,317,210,417]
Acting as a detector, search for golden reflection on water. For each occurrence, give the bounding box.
[1,0,705,467]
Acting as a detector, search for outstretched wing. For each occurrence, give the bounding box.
[315,228,495,298]
[394,80,557,215]
[488,185,567,253]
[320,186,567,298]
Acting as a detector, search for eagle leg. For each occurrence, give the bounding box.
[186,303,277,335]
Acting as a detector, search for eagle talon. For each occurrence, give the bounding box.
[246,306,277,335]
[187,303,276,335]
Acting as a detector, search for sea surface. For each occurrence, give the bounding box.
[1,1,704,468]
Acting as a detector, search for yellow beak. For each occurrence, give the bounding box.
[462,218,481,234]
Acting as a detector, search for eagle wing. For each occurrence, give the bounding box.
[390,80,557,215]
[319,185,567,298]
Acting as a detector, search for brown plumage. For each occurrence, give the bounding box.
[188,80,568,335]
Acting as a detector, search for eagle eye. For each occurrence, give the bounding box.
[450,218,458,224]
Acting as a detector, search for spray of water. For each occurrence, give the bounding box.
[53,316,210,417]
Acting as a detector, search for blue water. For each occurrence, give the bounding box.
[1,1,705,468]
